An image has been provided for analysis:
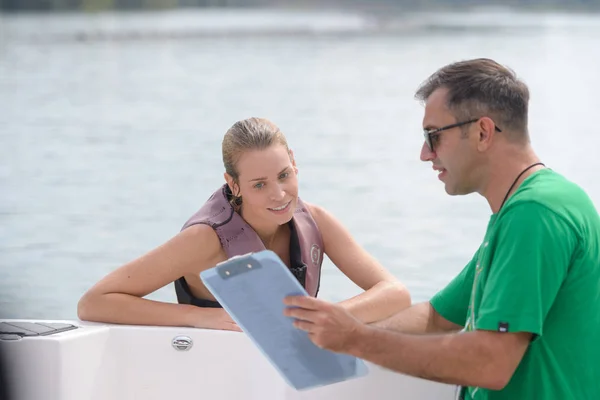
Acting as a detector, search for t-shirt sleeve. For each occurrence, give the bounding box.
[430,251,478,327]
[476,202,576,336]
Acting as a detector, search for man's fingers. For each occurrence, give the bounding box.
[283,295,325,310]
[292,319,315,333]
[284,306,319,322]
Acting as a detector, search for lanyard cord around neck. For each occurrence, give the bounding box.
[498,162,545,211]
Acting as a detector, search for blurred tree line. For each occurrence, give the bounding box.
[1,0,599,12]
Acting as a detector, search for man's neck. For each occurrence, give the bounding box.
[480,147,543,214]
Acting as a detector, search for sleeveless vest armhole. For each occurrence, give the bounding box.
[174,277,222,308]
[288,220,308,288]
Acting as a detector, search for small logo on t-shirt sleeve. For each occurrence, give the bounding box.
[498,322,509,332]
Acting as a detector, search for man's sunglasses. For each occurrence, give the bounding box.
[423,118,502,152]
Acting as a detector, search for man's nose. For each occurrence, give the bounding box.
[420,142,435,162]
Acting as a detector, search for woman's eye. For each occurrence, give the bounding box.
[279,172,289,180]
[254,182,264,189]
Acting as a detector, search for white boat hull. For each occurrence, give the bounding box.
[0,319,456,399]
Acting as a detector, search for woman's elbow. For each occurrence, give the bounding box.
[383,280,412,310]
[398,283,412,309]
[77,291,99,321]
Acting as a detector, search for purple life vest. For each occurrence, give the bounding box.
[174,185,324,308]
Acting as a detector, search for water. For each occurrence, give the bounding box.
[1,8,599,319]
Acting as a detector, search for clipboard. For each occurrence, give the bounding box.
[200,250,369,391]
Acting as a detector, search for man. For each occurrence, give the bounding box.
[284,58,600,399]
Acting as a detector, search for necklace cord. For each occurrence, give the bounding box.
[499,162,545,211]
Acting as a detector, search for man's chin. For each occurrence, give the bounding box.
[444,184,472,197]
[443,182,460,196]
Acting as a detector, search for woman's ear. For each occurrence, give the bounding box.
[224,173,238,194]
[289,149,299,174]
[224,172,233,188]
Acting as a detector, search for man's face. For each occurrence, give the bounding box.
[419,88,481,196]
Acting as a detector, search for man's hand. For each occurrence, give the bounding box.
[283,295,366,352]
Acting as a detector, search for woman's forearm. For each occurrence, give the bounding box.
[77,292,200,328]
[337,281,411,324]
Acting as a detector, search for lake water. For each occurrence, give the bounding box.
[1,8,599,319]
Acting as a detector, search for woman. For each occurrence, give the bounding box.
[77,117,411,331]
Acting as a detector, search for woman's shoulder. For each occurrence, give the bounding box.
[301,201,334,228]
[177,223,222,257]
[180,222,219,239]
[302,201,322,218]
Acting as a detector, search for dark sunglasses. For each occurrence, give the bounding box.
[423,118,502,152]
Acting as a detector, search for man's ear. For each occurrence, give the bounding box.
[477,117,498,151]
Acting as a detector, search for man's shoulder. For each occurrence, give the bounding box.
[496,169,600,252]
[510,169,596,217]
[521,169,587,198]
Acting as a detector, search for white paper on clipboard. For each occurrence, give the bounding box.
[200,250,369,391]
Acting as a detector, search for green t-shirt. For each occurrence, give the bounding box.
[430,169,600,399]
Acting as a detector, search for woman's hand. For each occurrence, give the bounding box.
[194,308,242,332]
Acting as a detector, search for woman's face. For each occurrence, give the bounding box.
[227,144,299,226]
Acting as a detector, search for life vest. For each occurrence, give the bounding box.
[174,185,324,307]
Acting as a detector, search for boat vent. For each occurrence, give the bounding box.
[0,322,78,340]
